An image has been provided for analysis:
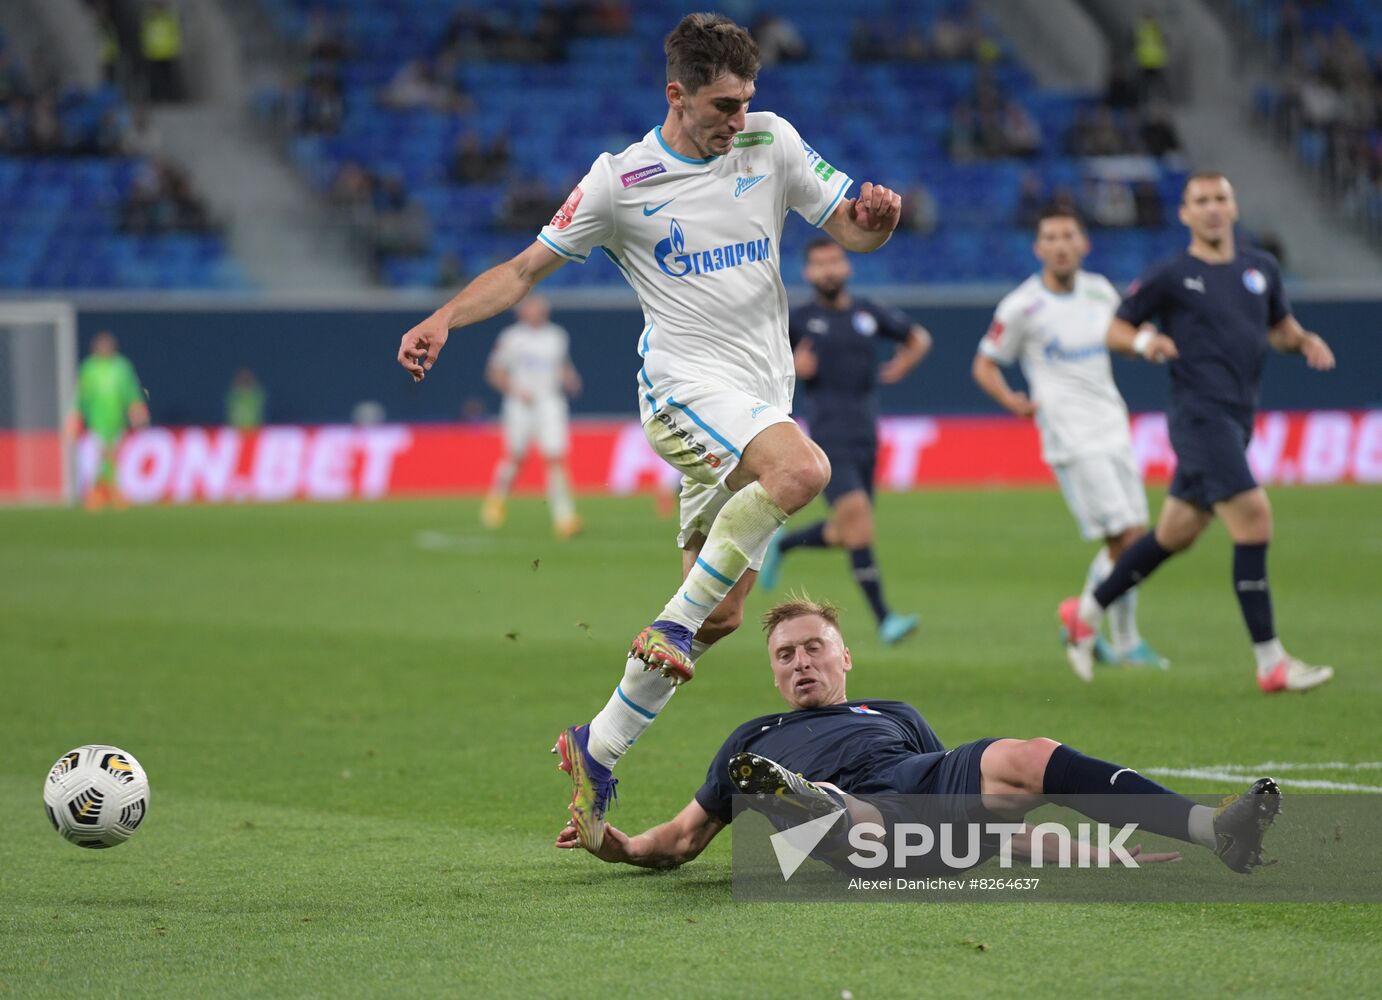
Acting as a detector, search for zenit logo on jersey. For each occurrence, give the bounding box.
[550,186,583,230]
[735,174,768,198]
[654,219,774,279]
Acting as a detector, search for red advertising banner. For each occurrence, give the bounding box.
[2,410,1378,505]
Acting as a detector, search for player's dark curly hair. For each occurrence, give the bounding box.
[665,13,760,93]
[761,594,842,640]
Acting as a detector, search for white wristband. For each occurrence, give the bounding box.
[1132,329,1157,358]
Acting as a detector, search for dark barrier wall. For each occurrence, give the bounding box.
[79,300,1380,426]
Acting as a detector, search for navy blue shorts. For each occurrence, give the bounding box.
[886,737,999,799]
[817,438,877,504]
[1169,409,1258,508]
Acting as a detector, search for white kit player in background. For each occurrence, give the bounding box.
[971,206,1168,679]
[483,295,583,539]
[396,13,903,849]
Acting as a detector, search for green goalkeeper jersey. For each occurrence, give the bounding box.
[77,354,143,439]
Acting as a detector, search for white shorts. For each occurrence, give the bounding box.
[502,394,568,459]
[1053,451,1149,541]
[637,376,793,562]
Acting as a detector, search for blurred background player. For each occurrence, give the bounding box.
[1063,173,1337,694]
[482,295,582,539]
[65,331,148,511]
[973,207,1166,676]
[761,238,930,645]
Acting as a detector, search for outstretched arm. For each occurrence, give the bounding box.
[1268,315,1335,370]
[397,241,567,382]
[821,181,902,253]
[555,799,724,870]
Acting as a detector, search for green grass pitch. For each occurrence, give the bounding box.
[2,487,1378,997]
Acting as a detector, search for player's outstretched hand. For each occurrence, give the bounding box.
[849,181,902,233]
[555,820,631,863]
[1123,844,1182,865]
[1302,332,1335,371]
[398,312,451,382]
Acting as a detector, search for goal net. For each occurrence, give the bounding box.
[0,301,77,505]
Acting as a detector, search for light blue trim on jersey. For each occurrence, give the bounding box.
[694,557,735,587]
[811,176,852,228]
[644,392,659,413]
[616,684,658,720]
[638,321,654,356]
[639,367,653,389]
[667,396,742,458]
[655,126,719,165]
[538,233,588,263]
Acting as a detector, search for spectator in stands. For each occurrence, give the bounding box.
[380,58,471,113]
[498,177,558,232]
[931,11,976,61]
[299,75,344,135]
[752,14,810,65]
[1133,180,1163,227]
[899,183,938,235]
[1138,100,1181,157]
[1014,170,1046,228]
[1001,99,1043,157]
[1084,176,1136,228]
[1105,59,1141,112]
[371,174,430,259]
[448,132,509,184]
[435,251,465,290]
[1131,12,1169,105]
[140,0,184,103]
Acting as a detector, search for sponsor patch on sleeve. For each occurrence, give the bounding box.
[550,186,584,230]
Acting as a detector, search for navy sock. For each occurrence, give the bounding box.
[849,547,889,624]
[1232,543,1276,643]
[1093,534,1173,609]
[779,520,829,554]
[1043,744,1197,844]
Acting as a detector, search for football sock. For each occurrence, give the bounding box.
[546,463,575,522]
[657,481,787,631]
[1233,543,1276,644]
[491,456,518,498]
[689,637,713,663]
[1092,534,1172,612]
[1253,638,1287,676]
[779,520,828,553]
[1043,744,1199,844]
[849,547,889,624]
[587,656,677,768]
[1083,547,1141,652]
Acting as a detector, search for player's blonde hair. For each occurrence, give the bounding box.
[760,593,842,641]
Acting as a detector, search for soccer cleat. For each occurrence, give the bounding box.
[1058,596,1096,682]
[1093,634,1116,665]
[553,514,583,540]
[1258,657,1334,693]
[1117,640,1171,670]
[757,533,784,591]
[480,496,505,530]
[728,752,842,822]
[629,622,695,685]
[1212,777,1282,873]
[554,724,617,851]
[878,612,920,645]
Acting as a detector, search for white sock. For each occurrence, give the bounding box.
[587,657,677,768]
[690,637,713,663]
[657,481,787,631]
[1187,804,1217,850]
[1077,591,1105,630]
[1253,637,1286,675]
[546,463,574,522]
[1108,590,1142,655]
[1081,547,1111,605]
[491,457,517,497]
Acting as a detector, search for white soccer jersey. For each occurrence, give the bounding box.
[537,112,852,410]
[980,271,1131,465]
[489,321,569,399]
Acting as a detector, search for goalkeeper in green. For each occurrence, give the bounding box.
[65,331,148,509]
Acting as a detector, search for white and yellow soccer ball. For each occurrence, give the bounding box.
[43,745,150,849]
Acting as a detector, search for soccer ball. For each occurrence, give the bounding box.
[43,745,150,849]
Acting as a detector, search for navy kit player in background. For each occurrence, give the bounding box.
[557,598,1282,875]
[1061,173,1337,693]
[398,14,904,849]
[760,239,931,645]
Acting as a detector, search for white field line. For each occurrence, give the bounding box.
[1171,762,1382,772]
[1147,766,1382,793]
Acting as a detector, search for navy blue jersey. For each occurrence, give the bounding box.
[789,298,913,442]
[695,699,945,823]
[1115,249,1290,419]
